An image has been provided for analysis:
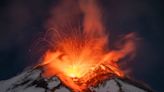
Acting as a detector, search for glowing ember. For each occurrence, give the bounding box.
[38,0,137,91]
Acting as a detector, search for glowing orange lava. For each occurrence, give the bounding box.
[38,0,137,91]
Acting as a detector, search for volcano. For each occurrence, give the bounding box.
[0,66,153,92]
[0,0,154,92]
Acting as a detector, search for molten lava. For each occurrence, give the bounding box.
[39,30,136,91]
[38,0,137,91]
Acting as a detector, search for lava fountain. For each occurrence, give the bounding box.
[38,0,137,91]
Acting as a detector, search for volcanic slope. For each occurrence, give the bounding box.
[0,67,153,92]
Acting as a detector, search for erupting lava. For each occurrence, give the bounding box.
[38,0,137,91]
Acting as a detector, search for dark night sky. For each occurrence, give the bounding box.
[0,0,163,92]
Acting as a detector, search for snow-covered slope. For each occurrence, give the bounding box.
[0,69,153,92]
[90,78,152,92]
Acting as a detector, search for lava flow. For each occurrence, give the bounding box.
[38,0,137,91]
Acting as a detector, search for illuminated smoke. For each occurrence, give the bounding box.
[38,0,137,91]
